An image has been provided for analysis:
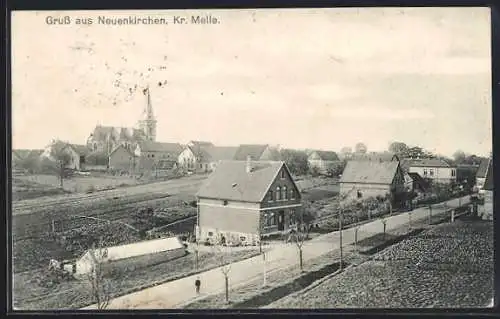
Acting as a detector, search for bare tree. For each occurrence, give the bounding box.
[212,240,232,304]
[291,221,310,273]
[87,237,112,310]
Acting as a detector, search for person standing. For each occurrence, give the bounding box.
[195,277,201,294]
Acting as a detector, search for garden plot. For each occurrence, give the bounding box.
[13,248,259,310]
[267,220,493,308]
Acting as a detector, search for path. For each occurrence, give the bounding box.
[82,196,470,310]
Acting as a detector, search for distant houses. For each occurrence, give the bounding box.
[232,144,281,161]
[307,150,340,175]
[135,141,183,172]
[195,158,301,246]
[339,160,406,203]
[403,158,457,184]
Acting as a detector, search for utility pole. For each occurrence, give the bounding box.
[195,198,200,272]
[339,207,343,271]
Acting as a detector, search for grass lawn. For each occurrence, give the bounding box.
[13,248,260,310]
[12,177,70,201]
[267,217,493,308]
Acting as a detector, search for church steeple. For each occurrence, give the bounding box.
[138,85,157,142]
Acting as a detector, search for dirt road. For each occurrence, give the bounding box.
[81,196,469,310]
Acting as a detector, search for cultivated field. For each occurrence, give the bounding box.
[267,217,493,308]
[13,248,260,310]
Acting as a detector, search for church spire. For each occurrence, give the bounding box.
[138,85,157,142]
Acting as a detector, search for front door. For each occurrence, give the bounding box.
[278,211,285,231]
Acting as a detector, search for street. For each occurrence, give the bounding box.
[81,196,470,310]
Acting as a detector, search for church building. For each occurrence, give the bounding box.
[86,86,158,157]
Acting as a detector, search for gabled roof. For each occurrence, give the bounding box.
[483,159,493,191]
[340,161,400,185]
[476,158,490,178]
[351,152,396,162]
[69,144,90,156]
[82,237,184,263]
[109,145,135,157]
[203,146,239,162]
[138,141,183,155]
[406,158,453,168]
[90,125,146,142]
[233,144,270,161]
[189,141,214,147]
[196,160,290,202]
[310,150,339,161]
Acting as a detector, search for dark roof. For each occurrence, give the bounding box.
[310,150,339,161]
[189,141,214,147]
[196,160,288,202]
[483,160,493,191]
[233,144,270,161]
[90,126,146,142]
[351,152,397,162]
[476,158,490,178]
[408,172,430,190]
[69,144,90,156]
[109,145,135,156]
[340,161,400,185]
[138,141,183,155]
[203,146,239,162]
[406,158,453,168]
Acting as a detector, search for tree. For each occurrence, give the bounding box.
[49,141,73,188]
[355,143,367,154]
[212,239,233,304]
[18,154,42,174]
[280,149,309,176]
[87,237,112,310]
[309,165,320,177]
[405,146,433,159]
[388,142,409,155]
[452,150,467,164]
[326,160,347,177]
[290,220,310,273]
[340,147,353,159]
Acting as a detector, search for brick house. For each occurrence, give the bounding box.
[195,158,302,246]
[135,141,183,172]
[340,160,406,202]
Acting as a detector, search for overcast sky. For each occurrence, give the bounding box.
[11,7,492,157]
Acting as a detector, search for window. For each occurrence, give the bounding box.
[281,170,285,179]
[93,143,97,151]
[265,212,277,227]
[282,186,288,200]
[268,190,274,202]
[200,164,203,169]
[276,187,281,200]
[152,154,155,158]
[289,210,296,226]
[208,232,213,237]
[423,169,428,176]
[429,169,434,176]
[223,200,228,206]
[451,169,456,177]
[357,190,363,199]
[290,189,295,200]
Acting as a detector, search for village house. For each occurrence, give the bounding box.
[233,144,282,161]
[339,160,406,203]
[408,172,429,193]
[108,145,137,172]
[135,141,183,172]
[307,150,340,175]
[405,158,457,184]
[41,141,89,171]
[476,157,491,190]
[64,236,186,277]
[195,158,302,246]
[178,143,238,173]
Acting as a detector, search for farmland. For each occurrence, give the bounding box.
[13,248,260,310]
[267,217,493,308]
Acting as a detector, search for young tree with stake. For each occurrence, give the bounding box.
[87,237,112,310]
[212,240,232,304]
[293,217,311,273]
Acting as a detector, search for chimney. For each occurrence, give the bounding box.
[246,155,253,173]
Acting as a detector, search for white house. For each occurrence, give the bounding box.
[406,158,457,184]
[307,150,340,175]
[41,140,89,171]
[65,236,186,277]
